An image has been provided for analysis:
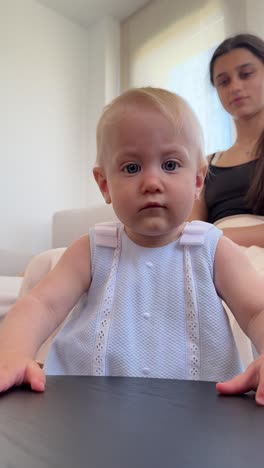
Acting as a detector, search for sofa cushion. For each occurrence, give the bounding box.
[0,249,32,276]
[0,276,23,320]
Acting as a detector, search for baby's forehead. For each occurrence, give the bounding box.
[105,103,198,155]
[105,99,184,131]
[97,91,204,166]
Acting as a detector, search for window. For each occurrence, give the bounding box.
[169,47,232,155]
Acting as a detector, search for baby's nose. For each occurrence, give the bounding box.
[141,171,163,193]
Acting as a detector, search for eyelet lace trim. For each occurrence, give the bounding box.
[184,246,200,380]
[92,225,121,376]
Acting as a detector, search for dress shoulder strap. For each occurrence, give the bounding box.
[180,221,213,246]
[94,222,120,248]
[210,152,222,165]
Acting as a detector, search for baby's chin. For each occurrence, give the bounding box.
[124,223,183,247]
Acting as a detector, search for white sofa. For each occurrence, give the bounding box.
[51,204,116,248]
[0,248,33,321]
[0,251,31,324]
[0,204,116,329]
[0,249,33,277]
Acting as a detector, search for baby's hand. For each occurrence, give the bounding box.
[0,352,46,393]
[216,355,264,405]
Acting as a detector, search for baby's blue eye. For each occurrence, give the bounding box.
[124,163,141,174]
[162,160,178,171]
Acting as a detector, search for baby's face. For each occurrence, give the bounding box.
[95,103,205,247]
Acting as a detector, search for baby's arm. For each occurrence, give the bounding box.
[0,235,91,393]
[214,236,264,405]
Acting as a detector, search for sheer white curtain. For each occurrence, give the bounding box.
[169,47,232,155]
[122,0,233,155]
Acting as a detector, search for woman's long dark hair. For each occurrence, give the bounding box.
[247,129,264,213]
[210,34,264,214]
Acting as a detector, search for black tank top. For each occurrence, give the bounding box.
[204,158,257,224]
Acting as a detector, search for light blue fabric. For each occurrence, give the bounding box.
[44,221,243,380]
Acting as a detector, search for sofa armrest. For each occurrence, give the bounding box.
[19,248,66,297]
[0,249,32,276]
[0,276,23,321]
[52,205,117,248]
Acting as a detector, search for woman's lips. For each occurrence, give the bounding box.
[231,96,248,105]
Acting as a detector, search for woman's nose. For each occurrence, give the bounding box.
[229,76,243,94]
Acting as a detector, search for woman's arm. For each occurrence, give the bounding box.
[221,224,264,247]
[0,235,91,392]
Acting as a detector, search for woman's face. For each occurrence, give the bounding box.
[213,48,264,120]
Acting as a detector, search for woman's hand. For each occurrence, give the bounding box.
[216,355,264,405]
[0,351,46,393]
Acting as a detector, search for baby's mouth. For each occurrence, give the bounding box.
[140,203,165,211]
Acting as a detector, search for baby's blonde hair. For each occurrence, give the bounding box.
[96,87,206,168]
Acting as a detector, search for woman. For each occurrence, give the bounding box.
[191,33,264,366]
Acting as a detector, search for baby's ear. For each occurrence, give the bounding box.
[195,164,207,199]
[93,167,112,204]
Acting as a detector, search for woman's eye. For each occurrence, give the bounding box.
[217,79,229,87]
[123,163,141,174]
[162,160,179,171]
[241,71,252,79]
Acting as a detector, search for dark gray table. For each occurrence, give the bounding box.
[0,377,263,468]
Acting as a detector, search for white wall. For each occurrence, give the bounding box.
[245,0,264,37]
[84,17,120,204]
[2,0,120,255]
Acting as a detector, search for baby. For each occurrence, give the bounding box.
[0,87,264,404]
